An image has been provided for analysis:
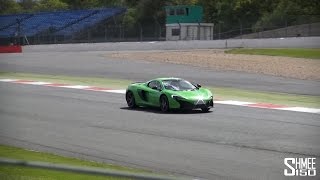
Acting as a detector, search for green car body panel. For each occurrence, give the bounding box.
[125,78,214,112]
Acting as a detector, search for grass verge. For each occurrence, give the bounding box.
[225,48,320,59]
[0,72,319,108]
[0,144,148,180]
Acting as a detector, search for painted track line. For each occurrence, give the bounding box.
[1,79,319,114]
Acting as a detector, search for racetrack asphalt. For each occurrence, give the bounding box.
[0,51,319,179]
[0,83,319,180]
[0,51,319,96]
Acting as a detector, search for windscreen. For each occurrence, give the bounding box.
[162,79,196,91]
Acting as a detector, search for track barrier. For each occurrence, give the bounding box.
[0,158,188,180]
[0,45,22,53]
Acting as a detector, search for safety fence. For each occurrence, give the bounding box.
[1,12,319,45]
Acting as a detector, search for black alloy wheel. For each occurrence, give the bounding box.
[126,91,136,108]
[160,95,169,112]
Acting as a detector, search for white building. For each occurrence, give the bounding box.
[166,23,214,41]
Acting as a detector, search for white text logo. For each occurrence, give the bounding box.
[284,158,316,176]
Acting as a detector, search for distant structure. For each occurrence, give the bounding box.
[164,5,214,41]
[0,8,126,45]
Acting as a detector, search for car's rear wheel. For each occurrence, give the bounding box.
[201,107,210,112]
[126,91,136,108]
[160,95,169,112]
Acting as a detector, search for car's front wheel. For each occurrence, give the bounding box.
[160,95,169,112]
[126,91,136,108]
[201,107,210,112]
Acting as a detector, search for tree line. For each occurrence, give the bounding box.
[1,0,319,32]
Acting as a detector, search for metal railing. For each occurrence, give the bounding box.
[0,158,188,180]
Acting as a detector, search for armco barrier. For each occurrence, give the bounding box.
[0,158,187,180]
[23,37,320,52]
[0,45,22,53]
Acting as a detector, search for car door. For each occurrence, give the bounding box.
[146,80,162,106]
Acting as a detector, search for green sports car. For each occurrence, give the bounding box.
[125,78,214,112]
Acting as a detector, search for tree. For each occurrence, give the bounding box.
[19,0,37,12]
[34,0,68,11]
[255,0,320,29]
[61,0,99,9]
[97,0,126,7]
[0,0,22,15]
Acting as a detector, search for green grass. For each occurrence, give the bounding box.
[0,72,319,108]
[0,145,149,180]
[225,48,320,59]
[0,166,129,180]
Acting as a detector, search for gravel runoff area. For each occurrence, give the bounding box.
[107,49,320,81]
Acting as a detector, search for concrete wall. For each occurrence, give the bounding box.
[23,37,320,52]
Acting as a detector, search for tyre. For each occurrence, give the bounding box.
[126,91,136,108]
[201,107,210,112]
[160,95,169,112]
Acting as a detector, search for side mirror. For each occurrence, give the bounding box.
[196,84,201,88]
